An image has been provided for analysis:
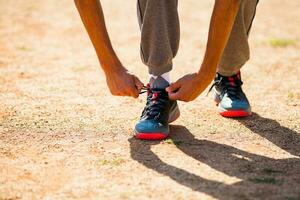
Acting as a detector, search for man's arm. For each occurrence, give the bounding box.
[74,0,143,98]
[167,0,241,102]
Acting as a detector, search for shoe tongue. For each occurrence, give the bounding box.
[149,76,169,89]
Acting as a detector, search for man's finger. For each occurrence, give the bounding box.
[168,89,183,101]
[134,77,144,92]
[113,92,122,96]
[126,81,139,98]
[166,81,181,93]
[130,88,139,98]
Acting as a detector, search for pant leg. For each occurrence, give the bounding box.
[137,0,180,76]
[218,0,259,76]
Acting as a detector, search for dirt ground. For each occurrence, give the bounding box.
[0,0,299,199]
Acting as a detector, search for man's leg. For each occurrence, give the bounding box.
[135,0,180,140]
[213,0,259,117]
[219,0,259,76]
[137,0,180,77]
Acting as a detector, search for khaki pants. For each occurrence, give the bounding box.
[137,0,259,76]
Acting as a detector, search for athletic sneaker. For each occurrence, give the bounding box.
[135,77,180,140]
[210,72,251,117]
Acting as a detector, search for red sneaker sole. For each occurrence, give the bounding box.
[220,110,251,118]
[135,133,168,140]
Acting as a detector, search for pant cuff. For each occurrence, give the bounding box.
[218,60,248,76]
[147,63,173,76]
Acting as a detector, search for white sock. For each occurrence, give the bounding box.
[150,72,171,83]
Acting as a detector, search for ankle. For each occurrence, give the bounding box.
[149,71,171,89]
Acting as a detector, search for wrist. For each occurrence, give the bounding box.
[103,65,126,77]
[95,47,123,73]
[196,63,217,83]
[101,59,126,76]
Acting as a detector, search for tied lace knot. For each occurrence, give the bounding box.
[139,85,169,120]
[207,76,244,100]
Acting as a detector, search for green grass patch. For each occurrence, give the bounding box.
[287,91,295,101]
[262,168,283,175]
[99,158,125,166]
[72,65,90,72]
[268,38,296,48]
[17,46,30,51]
[248,177,281,185]
[164,139,183,145]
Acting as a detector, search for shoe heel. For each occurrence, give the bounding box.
[168,106,180,123]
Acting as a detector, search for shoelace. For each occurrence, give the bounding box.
[207,77,223,96]
[139,85,168,120]
[139,85,149,94]
[207,77,243,100]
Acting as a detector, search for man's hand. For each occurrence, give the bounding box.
[166,73,204,102]
[105,68,144,98]
[166,65,215,102]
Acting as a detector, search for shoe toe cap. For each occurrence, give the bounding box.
[220,98,250,111]
[135,119,168,134]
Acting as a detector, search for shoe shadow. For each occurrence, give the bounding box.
[237,112,300,157]
[129,114,300,199]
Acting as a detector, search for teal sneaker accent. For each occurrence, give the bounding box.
[135,77,180,140]
[210,72,251,117]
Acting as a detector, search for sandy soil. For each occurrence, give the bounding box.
[0,0,299,199]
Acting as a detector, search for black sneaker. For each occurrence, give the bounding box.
[134,77,180,140]
[210,72,251,117]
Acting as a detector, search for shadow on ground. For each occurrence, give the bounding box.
[129,113,300,200]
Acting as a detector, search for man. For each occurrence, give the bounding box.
[74,0,259,140]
